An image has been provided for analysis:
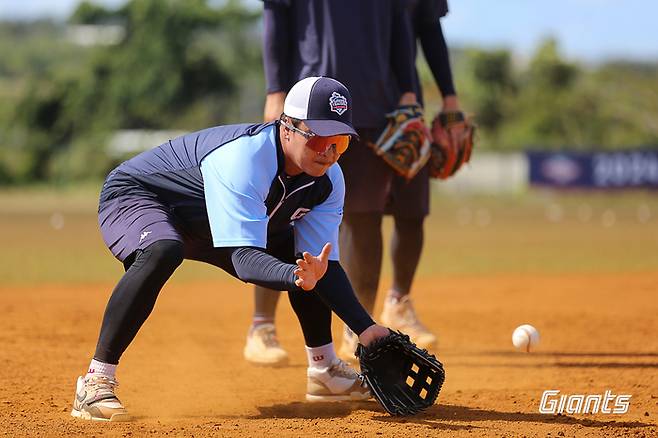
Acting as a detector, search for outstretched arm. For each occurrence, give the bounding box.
[293,243,332,291]
[312,261,388,345]
[225,246,390,342]
[222,244,331,292]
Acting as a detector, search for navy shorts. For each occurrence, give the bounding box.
[98,173,215,265]
[99,192,182,263]
[338,128,430,217]
[98,172,296,267]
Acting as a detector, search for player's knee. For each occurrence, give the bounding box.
[344,212,381,228]
[342,213,382,243]
[144,239,184,272]
[394,216,424,234]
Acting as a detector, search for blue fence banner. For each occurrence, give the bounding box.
[527,150,658,189]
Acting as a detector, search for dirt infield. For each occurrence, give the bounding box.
[1,190,657,436]
[1,273,656,437]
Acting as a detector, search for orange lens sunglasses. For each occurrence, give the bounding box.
[282,121,350,154]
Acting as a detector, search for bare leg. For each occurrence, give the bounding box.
[339,212,383,314]
[252,285,281,328]
[390,215,424,297]
[381,215,436,348]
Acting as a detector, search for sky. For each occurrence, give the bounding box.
[1,0,657,63]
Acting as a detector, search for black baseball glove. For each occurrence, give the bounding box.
[356,330,445,416]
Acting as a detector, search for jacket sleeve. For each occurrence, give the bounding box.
[391,0,416,95]
[417,0,456,96]
[263,1,292,93]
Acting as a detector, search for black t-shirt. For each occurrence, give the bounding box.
[262,0,415,129]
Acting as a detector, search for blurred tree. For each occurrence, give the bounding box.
[527,39,578,89]
[69,1,120,24]
[2,8,657,185]
[463,48,517,149]
[3,0,261,183]
[588,62,658,148]
[433,38,658,151]
[83,0,250,129]
[501,39,658,150]
[502,39,583,149]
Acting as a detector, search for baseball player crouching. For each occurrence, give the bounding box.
[71,77,389,422]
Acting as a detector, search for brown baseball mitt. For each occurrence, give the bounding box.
[371,104,431,181]
[429,111,475,179]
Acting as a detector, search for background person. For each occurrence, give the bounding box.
[246,0,420,365]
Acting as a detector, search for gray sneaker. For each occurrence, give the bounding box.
[70,375,130,422]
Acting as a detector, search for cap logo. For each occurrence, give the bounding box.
[329,92,348,115]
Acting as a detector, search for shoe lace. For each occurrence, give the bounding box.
[85,376,119,399]
[396,297,429,332]
[258,326,281,348]
[330,359,359,379]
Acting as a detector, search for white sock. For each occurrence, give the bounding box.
[85,359,117,380]
[251,315,274,327]
[387,289,404,302]
[305,342,337,369]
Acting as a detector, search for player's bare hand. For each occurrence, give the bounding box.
[440,94,466,146]
[441,94,461,112]
[294,243,331,291]
[358,324,390,347]
[397,91,418,106]
[264,91,286,122]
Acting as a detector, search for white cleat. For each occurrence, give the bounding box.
[243,323,289,366]
[71,375,130,422]
[306,358,370,402]
[380,295,437,349]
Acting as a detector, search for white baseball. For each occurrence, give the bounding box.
[512,324,540,352]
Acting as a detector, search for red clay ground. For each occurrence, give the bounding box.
[1,273,656,437]
[1,190,657,436]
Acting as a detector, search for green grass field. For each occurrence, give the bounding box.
[1,186,657,285]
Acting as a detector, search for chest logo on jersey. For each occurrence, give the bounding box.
[290,208,311,221]
[329,92,348,115]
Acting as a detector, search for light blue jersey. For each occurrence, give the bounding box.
[201,125,343,260]
[102,122,343,261]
